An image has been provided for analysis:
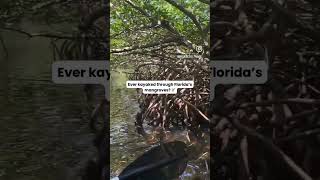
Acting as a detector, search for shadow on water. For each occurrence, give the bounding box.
[110,70,210,180]
[0,21,95,180]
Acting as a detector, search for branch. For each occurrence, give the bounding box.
[111,24,157,38]
[240,98,320,108]
[124,0,207,57]
[31,0,69,10]
[212,21,241,31]
[229,14,275,44]
[0,27,107,40]
[164,0,204,34]
[111,37,180,54]
[79,6,108,30]
[285,109,320,122]
[229,117,313,180]
[136,63,185,75]
[197,0,209,4]
[181,98,210,121]
[0,27,75,39]
[267,0,320,42]
[277,128,320,142]
[124,0,152,19]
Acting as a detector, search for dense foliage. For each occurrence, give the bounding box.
[210,0,320,179]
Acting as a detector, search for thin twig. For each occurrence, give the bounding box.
[241,98,320,108]
[229,116,313,180]
[277,129,320,142]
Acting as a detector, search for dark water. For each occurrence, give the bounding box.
[0,22,95,180]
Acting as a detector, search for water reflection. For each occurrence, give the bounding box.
[0,22,95,180]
